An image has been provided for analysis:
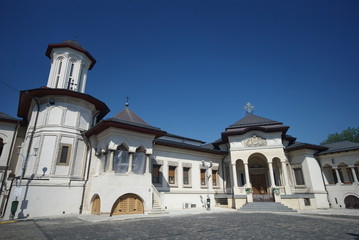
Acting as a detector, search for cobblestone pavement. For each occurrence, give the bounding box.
[1,212,359,240]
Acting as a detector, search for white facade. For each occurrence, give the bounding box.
[0,40,358,220]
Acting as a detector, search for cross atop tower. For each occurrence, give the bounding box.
[244,102,254,114]
[125,96,130,107]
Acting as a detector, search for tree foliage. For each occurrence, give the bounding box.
[321,127,359,144]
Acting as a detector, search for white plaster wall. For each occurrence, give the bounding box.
[325,184,359,208]
[85,173,152,214]
[228,131,283,151]
[153,145,223,192]
[163,192,217,209]
[4,182,84,219]
[318,150,359,167]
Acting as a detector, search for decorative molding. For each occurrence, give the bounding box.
[244,134,267,147]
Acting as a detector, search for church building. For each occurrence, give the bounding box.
[0,40,358,219]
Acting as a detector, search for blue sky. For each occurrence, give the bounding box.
[1,0,358,145]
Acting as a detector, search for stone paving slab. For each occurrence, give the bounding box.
[1,211,359,239]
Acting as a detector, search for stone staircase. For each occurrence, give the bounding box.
[239,202,297,212]
[148,194,167,214]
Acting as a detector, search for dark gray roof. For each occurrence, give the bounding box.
[286,141,326,152]
[227,114,282,129]
[113,107,149,126]
[317,141,359,155]
[0,112,19,122]
[61,40,84,49]
[154,139,226,155]
[222,114,289,142]
[164,133,205,144]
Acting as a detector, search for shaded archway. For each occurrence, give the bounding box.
[110,193,144,216]
[236,159,245,187]
[344,195,359,209]
[91,194,101,215]
[323,164,336,184]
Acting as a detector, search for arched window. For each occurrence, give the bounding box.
[67,63,75,90]
[133,146,146,174]
[113,144,129,173]
[0,138,4,156]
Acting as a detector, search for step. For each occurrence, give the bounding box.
[239,202,297,212]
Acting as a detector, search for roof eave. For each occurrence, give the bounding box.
[46,43,96,69]
[154,139,227,155]
[17,88,109,122]
[221,125,289,143]
[85,120,167,139]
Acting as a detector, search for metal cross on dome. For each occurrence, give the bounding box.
[125,96,130,107]
[244,102,254,114]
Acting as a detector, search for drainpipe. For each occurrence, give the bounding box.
[79,131,92,214]
[0,121,19,217]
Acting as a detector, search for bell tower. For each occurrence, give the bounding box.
[45,40,96,93]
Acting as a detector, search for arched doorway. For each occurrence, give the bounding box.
[111,193,144,216]
[344,195,359,209]
[248,153,273,202]
[91,194,101,215]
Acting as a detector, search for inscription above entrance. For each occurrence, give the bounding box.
[245,135,266,147]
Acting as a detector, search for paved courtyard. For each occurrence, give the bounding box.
[1,212,359,239]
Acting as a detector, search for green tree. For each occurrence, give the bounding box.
[321,127,359,144]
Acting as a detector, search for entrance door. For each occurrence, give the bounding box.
[111,193,144,216]
[251,174,267,194]
[251,174,273,202]
[91,195,101,215]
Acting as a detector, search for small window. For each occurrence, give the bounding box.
[57,144,71,165]
[212,170,218,187]
[183,167,190,185]
[168,166,176,184]
[0,138,3,156]
[293,168,305,185]
[200,169,206,186]
[304,198,311,206]
[152,164,161,184]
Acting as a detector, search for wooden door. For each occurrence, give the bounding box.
[111,194,144,216]
[251,174,267,194]
[91,195,101,215]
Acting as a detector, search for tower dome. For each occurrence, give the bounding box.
[45,40,96,93]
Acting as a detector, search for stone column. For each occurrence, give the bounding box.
[334,168,342,184]
[127,152,133,173]
[231,163,238,187]
[350,167,358,183]
[108,151,114,173]
[281,160,291,194]
[145,154,151,174]
[244,162,251,187]
[268,161,276,187]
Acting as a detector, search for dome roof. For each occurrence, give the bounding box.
[61,40,84,49]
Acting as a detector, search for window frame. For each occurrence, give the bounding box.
[200,168,207,188]
[57,143,72,165]
[293,167,305,186]
[212,170,219,188]
[168,165,177,186]
[183,167,192,187]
